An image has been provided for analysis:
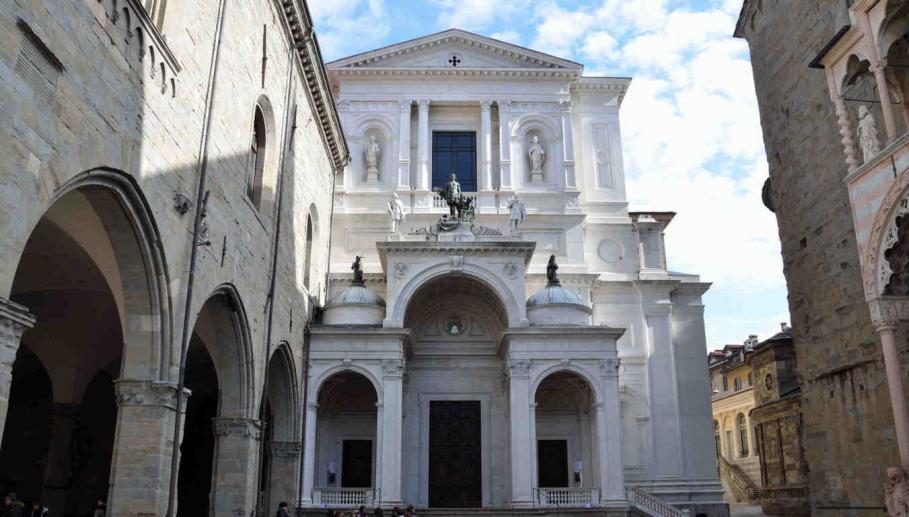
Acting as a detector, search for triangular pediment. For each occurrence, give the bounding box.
[327,29,583,71]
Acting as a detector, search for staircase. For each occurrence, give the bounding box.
[717,455,759,504]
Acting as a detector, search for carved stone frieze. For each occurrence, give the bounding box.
[114,379,189,410]
[868,297,909,327]
[382,358,405,378]
[212,417,262,439]
[268,441,302,458]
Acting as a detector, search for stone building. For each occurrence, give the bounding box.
[301,29,727,515]
[708,338,761,504]
[747,324,809,516]
[736,0,908,513]
[0,0,346,516]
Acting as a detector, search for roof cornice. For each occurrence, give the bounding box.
[330,67,581,81]
[277,0,350,171]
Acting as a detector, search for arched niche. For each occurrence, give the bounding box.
[511,113,561,186]
[352,115,396,186]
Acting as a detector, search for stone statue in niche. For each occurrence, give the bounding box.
[857,105,882,163]
[528,134,546,182]
[885,466,909,516]
[364,134,381,181]
[387,193,406,234]
[507,192,526,236]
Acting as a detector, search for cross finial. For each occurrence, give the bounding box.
[448,55,461,67]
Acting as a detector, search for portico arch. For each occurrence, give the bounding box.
[390,264,525,328]
[0,168,170,515]
[530,364,604,406]
[259,343,300,513]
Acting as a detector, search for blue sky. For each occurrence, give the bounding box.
[308,0,790,349]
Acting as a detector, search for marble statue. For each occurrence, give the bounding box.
[528,134,545,181]
[546,254,560,286]
[387,193,406,234]
[507,192,526,236]
[857,105,881,163]
[351,256,364,285]
[365,135,381,181]
[885,466,909,517]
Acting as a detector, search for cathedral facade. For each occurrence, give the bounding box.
[309,30,724,515]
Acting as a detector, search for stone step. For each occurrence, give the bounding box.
[300,508,621,517]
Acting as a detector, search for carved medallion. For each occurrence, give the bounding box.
[764,373,774,391]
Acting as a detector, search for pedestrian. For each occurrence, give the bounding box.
[356,505,367,517]
[276,501,291,517]
[373,508,384,517]
[92,498,106,517]
[406,504,416,517]
[28,502,47,517]
[391,507,401,517]
[2,493,24,517]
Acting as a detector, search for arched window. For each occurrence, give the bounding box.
[737,414,749,457]
[747,372,753,386]
[303,215,314,290]
[247,105,267,209]
[722,375,728,391]
[714,420,720,457]
[733,377,742,391]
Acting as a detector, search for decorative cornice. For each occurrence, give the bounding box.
[330,67,580,81]
[376,240,536,271]
[277,0,349,171]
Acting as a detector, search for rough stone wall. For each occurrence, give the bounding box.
[0,0,337,513]
[737,1,898,513]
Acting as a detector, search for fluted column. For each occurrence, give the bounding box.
[398,101,412,191]
[0,298,35,445]
[417,100,430,192]
[378,359,404,506]
[508,359,534,508]
[498,101,513,191]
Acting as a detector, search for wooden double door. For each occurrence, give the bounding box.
[428,400,481,507]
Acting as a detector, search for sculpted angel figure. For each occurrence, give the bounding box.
[507,192,526,236]
[387,193,406,234]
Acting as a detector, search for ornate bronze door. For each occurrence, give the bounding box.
[428,401,481,507]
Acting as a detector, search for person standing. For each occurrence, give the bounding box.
[92,499,106,517]
[2,493,24,517]
[275,502,291,517]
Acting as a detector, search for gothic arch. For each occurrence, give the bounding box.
[391,264,525,328]
[264,342,299,440]
[36,167,171,380]
[863,164,909,299]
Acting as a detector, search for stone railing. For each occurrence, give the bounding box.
[535,487,598,507]
[718,455,759,504]
[313,488,375,507]
[628,488,689,517]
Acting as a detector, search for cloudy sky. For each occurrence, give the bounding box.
[308,0,789,349]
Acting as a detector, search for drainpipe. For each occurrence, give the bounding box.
[164,0,227,514]
[255,47,298,512]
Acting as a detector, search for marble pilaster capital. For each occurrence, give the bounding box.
[114,379,191,409]
[480,100,492,110]
[382,358,406,378]
[600,357,620,379]
[417,99,430,108]
[212,417,262,439]
[399,100,413,112]
[268,441,302,458]
[507,359,530,379]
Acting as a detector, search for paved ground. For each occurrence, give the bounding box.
[729,503,764,516]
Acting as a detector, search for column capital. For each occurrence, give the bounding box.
[399,100,413,111]
[212,417,262,439]
[268,441,302,458]
[0,297,36,343]
[508,359,530,379]
[480,100,492,110]
[498,100,512,111]
[600,357,620,378]
[869,297,909,329]
[417,99,430,108]
[382,358,406,378]
[114,379,190,409]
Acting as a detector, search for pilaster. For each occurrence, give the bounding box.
[301,402,319,505]
[644,303,683,478]
[378,358,404,506]
[507,359,534,508]
[498,101,513,191]
[560,100,577,190]
[417,100,430,193]
[398,100,412,192]
[598,358,625,503]
[479,101,495,210]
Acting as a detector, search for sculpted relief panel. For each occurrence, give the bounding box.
[592,124,613,189]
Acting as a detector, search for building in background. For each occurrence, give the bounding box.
[736,0,906,513]
[708,337,761,505]
[0,1,346,515]
[308,28,727,515]
[747,324,808,515]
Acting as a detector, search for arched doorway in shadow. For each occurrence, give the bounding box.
[314,371,378,504]
[534,371,597,497]
[1,182,162,515]
[258,345,298,513]
[176,290,254,516]
[402,274,508,508]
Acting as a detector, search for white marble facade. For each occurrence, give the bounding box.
[306,29,724,514]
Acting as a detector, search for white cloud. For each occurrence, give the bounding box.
[307,0,391,60]
[491,30,522,45]
[431,0,529,31]
[582,30,619,62]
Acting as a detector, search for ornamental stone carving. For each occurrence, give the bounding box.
[393,262,408,278]
[857,105,882,164]
[382,358,405,378]
[885,466,909,517]
[213,417,262,439]
[528,135,545,182]
[268,441,302,458]
[114,380,189,409]
[365,134,381,182]
[503,262,519,279]
[508,359,530,379]
[601,357,620,378]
